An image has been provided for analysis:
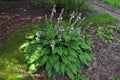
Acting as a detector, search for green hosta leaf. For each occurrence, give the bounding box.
[47,23,55,39]
[49,56,56,65]
[77,48,83,54]
[52,48,57,54]
[79,54,89,66]
[35,30,40,36]
[71,36,78,41]
[69,63,78,74]
[42,40,50,45]
[63,42,70,47]
[46,20,52,27]
[47,68,52,78]
[62,32,70,41]
[80,42,91,50]
[66,67,74,80]
[30,40,38,44]
[41,55,48,65]
[23,45,33,53]
[46,61,51,71]
[62,56,69,65]
[62,49,68,56]
[19,43,29,49]
[68,56,77,63]
[60,63,66,75]
[28,49,41,63]
[76,74,89,80]
[78,36,84,41]
[84,53,93,62]
[68,49,78,58]
[56,47,63,56]
[89,54,95,60]
[69,52,78,58]
[26,35,34,39]
[28,64,37,73]
[75,62,82,74]
[70,42,80,50]
[41,48,49,56]
[52,55,59,62]
[25,53,31,61]
[54,62,60,73]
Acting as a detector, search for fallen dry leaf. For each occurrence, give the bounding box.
[32,16,42,23]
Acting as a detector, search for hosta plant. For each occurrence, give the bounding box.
[20,8,94,80]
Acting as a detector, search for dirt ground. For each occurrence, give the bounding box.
[83,32,120,80]
[85,1,120,80]
[0,0,48,46]
[86,0,120,20]
[0,0,120,80]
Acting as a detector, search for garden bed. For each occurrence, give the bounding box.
[0,0,120,80]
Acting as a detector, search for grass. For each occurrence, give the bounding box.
[82,13,119,26]
[0,24,43,80]
[101,0,120,8]
[117,78,120,80]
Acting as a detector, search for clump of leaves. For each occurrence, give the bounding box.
[96,27,114,43]
[76,74,89,80]
[96,26,120,43]
[20,7,94,80]
[109,26,120,33]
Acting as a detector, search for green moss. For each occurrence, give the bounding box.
[0,24,42,80]
[102,0,120,8]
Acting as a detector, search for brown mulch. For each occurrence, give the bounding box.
[0,0,48,46]
[0,0,120,80]
[84,33,120,80]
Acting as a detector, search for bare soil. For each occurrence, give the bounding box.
[86,0,120,20]
[0,0,48,46]
[85,0,120,80]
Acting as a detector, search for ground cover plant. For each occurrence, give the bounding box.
[101,0,120,8]
[20,7,95,80]
[96,26,114,43]
[96,26,120,43]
